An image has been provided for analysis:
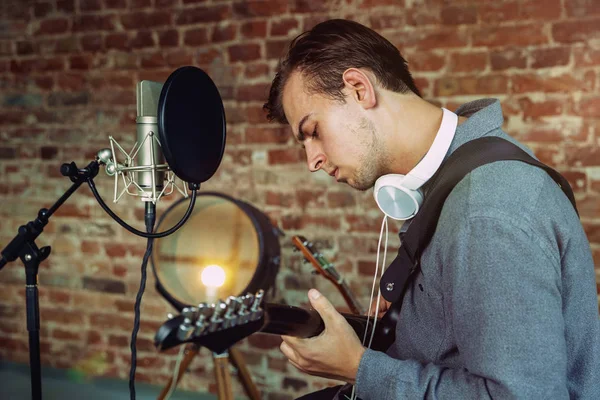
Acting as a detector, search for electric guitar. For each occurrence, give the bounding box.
[292,235,365,315]
[154,290,397,355]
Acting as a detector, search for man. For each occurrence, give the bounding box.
[263,19,600,399]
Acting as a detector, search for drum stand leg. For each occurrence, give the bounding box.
[157,345,261,400]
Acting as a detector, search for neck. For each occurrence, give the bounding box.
[377,94,446,175]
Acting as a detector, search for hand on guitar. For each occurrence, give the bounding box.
[280,289,366,384]
[368,295,392,319]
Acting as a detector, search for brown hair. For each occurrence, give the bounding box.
[263,19,421,124]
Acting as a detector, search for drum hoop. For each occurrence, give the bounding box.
[151,191,279,311]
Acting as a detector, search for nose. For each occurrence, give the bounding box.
[305,142,326,172]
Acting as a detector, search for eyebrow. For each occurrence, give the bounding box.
[296,114,312,142]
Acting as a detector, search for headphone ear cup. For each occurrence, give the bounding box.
[373,175,424,220]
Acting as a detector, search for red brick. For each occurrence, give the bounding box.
[56,0,75,13]
[104,243,128,258]
[296,189,327,209]
[237,83,270,102]
[90,313,133,331]
[69,55,92,70]
[519,97,565,120]
[52,328,82,341]
[34,2,53,18]
[435,75,509,97]
[80,0,101,11]
[109,334,129,347]
[448,51,488,73]
[81,240,101,254]
[328,191,355,208]
[184,28,209,46]
[266,39,288,59]
[565,0,600,17]
[53,203,90,218]
[359,0,400,8]
[72,15,115,32]
[196,48,222,65]
[565,145,600,167]
[212,24,237,42]
[479,1,520,23]
[369,14,406,30]
[561,171,588,194]
[165,49,193,66]
[105,0,127,9]
[268,148,304,165]
[520,0,562,20]
[574,46,600,67]
[36,18,69,35]
[121,11,171,30]
[271,18,299,37]
[158,29,179,47]
[175,5,231,25]
[408,52,445,72]
[266,191,294,207]
[441,5,477,25]
[241,20,268,38]
[416,28,469,50]
[141,52,166,68]
[80,34,103,52]
[243,104,269,124]
[405,7,441,26]
[228,43,261,62]
[245,62,269,79]
[578,96,600,118]
[292,1,330,13]
[553,18,600,44]
[130,31,154,48]
[41,308,85,325]
[474,25,548,48]
[490,48,527,70]
[246,126,291,144]
[530,47,571,69]
[512,72,595,94]
[234,0,288,16]
[131,0,152,6]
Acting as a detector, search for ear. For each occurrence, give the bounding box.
[342,68,377,110]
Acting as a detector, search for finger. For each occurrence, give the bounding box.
[280,340,299,362]
[308,289,339,323]
[281,334,304,347]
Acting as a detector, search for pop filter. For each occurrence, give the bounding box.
[157,66,226,185]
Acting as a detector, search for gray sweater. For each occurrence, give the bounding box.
[355,99,600,399]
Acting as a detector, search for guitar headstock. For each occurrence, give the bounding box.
[292,235,342,285]
[154,290,266,354]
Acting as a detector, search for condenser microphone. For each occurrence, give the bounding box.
[136,80,165,193]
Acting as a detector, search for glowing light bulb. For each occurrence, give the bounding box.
[201,264,226,288]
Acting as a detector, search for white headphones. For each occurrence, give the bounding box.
[373,108,458,220]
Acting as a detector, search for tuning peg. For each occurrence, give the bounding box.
[193,303,211,337]
[251,290,264,313]
[176,307,197,341]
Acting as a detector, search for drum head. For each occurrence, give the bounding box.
[152,193,280,310]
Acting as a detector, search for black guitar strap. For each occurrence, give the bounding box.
[380,136,578,304]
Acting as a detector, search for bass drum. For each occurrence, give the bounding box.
[151,192,282,311]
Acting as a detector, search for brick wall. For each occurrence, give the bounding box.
[0,0,599,398]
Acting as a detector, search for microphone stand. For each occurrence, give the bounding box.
[0,159,101,400]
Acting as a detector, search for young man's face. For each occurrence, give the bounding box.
[281,71,385,191]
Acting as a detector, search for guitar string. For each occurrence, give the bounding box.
[351,215,388,400]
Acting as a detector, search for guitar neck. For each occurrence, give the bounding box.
[337,280,366,315]
[260,303,391,351]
